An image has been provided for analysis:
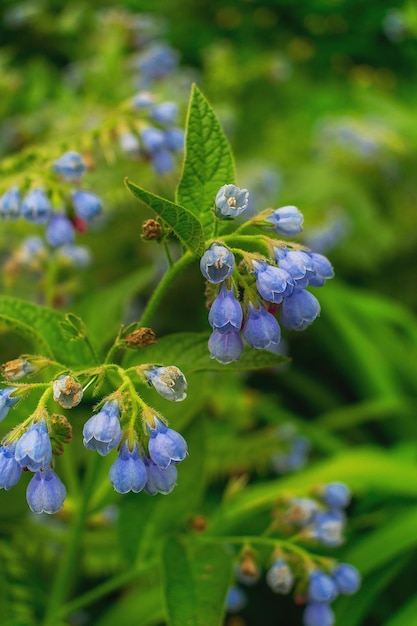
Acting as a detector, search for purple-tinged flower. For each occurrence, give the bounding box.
[266,559,294,594]
[53,151,86,181]
[148,417,188,469]
[332,563,361,595]
[0,443,22,490]
[308,570,338,603]
[265,205,304,236]
[276,249,315,288]
[141,127,166,153]
[83,400,122,456]
[280,289,320,331]
[143,456,178,495]
[145,366,187,402]
[26,468,66,514]
[307,253,335,287]
[0,186,21,219]
[311,510,345,547]
[322,482,351,509]
[46,214,75,247]
[215,184,249,219]
[72,191,102,222]
[53,375,83,409]
[164,128,184,152]
[21,189,52,224]
[0,387,19,421]
[109,442,147,494]
[209,283,243,333]
[151,149,174,174]
[253,260,294,303]
[243,302,281,349]
[151,102,178,126]
[303,603,334,626]
[208,329,243,364]
[200,245,235,284]
[226,586,247,613]
[15,418,52,471]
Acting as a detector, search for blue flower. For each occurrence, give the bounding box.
[83,400,122,456]
[332,563,361,595]
[15,418,52,471]
[280,289,321,331]
[145,366,187,402]
[57,244,91,267]
[46,214,75,247]
[132,91,155,109]
[265,205,304,236]
[322,482,351,509]
[150,102,178,126]
[200,245,235,283]
[225,586,247,613]
[109,442,148,494]
[307,253,335,286]
[253,260,294,303]
[26,468,66,514]
[164,128,184,152]
[0,444,22,490]
[0,387,19,421]
[53,151,86,181]
[243,302,281,349]
[208,283,243,333]
[265,559,294,594]
[52,375,83,409]
[137,44,179,85]
[151,149,174,174]
[141,127,166,153]
[287,497,319,526]
[311,510,345,546]
[21,189,52,224]
[308,570,338,603]
[215,184,249,219]
[275,249,315,288]
[303,603,334,626]
[0,186,21,219]
[208,329,243,364]
[143,456,178,495]
[148,417,188,469]
[72,191,102,222]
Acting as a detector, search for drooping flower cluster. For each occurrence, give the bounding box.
[0,358,189,514]
[200,185,334,364]
[225,483,360,625]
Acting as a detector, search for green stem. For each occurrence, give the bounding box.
[199,535,315,563]
[42,454,101,625]
[163,239,174,267]
[137,251,196,328]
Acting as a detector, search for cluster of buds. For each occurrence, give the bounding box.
[0,356,189,515]
[200,184,334,364]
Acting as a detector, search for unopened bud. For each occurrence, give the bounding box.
[49,414,73,455]
[142,219,163,240]
[2,358,35,381]
[124,327,157,349]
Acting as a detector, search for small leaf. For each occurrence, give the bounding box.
[59,313,89,342]
[125,179,205,256]
[162,537,233,626]
[176,84,235,237]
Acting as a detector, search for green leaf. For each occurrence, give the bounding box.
[176,84,235,237]
[124,331,288,373]
[125,179,205,256]
[72,266,156,349]
[162,537,233,626]
[383,592,417,626]
[0,297,96,367]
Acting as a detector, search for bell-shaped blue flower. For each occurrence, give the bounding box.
[280,289,321,331]
[83,400,122,456]
[143,456,178,495]
[209,283,243,333]
[150,102,178,126]
[308,570,338,603]
[253,260,294,303]
[303,603,335,626]
[208,329,243,364]
[15,418,52,471]
[46,214,75,247]
[323,482,351,509]
[53,151,86,181]
[332,563,361,595]
[0,387,19,422]
[141,127,166,153]
[307,252,335,286]
[226,586,247,613]
[215,184,249,219]
[22,189,52,224]
[243,302,281,349]
[148,417,188,469]
[266,559,294,594]
[200,245,235,283]
[145,366,187,402]
[151,149,174,174]
[26,468,66,514]
[164,128,184,152]
[276,249,316,288]
[109,442,148,494]
[0,186,21,219]
[0,443,22,490]
[265,205,304,236]
[72,191,102,222]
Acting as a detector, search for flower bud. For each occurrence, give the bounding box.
[124,327,157,348]
[2,358,35,381]
[142,219,163,240]
[52,375,83,409]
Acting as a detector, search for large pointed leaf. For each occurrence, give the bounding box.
[176,84,235,238]
[125,179,205,256]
